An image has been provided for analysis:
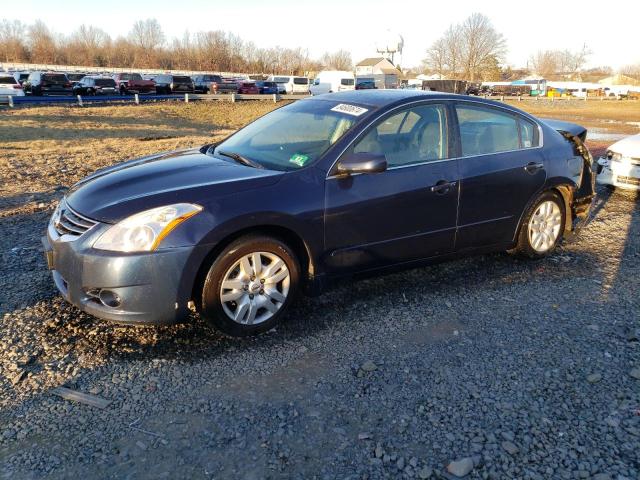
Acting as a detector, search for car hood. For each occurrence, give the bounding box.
[65,148,283,223]
[608,134,640,157]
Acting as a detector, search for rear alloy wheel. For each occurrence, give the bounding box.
[200,236,299,336]
[514,191,566,258]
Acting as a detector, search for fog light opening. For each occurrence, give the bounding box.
[99,289,121,308]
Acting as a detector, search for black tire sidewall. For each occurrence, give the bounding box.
[200,236,300,337]
[517,190,566,258]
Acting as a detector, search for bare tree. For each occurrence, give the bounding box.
[128,18,165,67]
[529,50,559,78]
[422,37,447,78]
[422,14,504,81]
[528,45,591,79]
[320,50,353,71]
[620,63,640,80]
[28,20,57,64]
[0,19,28,62]
[459,13,506,81]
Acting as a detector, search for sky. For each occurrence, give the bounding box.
[14,0,640,70]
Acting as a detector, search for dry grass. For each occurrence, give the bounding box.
[505,99,640,135]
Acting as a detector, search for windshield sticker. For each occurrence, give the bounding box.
[331,103,368,117]
[289,153,310,167]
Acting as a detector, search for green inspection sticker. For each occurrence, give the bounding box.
[289,153,310,167]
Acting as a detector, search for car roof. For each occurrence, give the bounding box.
[306,90,533,116]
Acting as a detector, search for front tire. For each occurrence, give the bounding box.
[200,235,300,337]
[513,191,565,258]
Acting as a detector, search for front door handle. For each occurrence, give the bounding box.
[524,162,545,174]
[430,180,457,194]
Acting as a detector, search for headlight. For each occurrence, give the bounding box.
[93,203,202,252]
[606,150,622,161]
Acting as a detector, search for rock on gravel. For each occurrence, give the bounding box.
[447,457,474,477]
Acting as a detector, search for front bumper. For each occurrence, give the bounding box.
[42,221,195,325]
[597,157,640,190]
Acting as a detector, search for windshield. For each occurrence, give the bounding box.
[273,77,289,83]
[213,100,367,171]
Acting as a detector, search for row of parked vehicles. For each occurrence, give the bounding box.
[3,70,312,97]
[2,69,382,98]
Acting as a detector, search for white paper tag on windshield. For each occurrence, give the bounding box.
[331,104,368,117]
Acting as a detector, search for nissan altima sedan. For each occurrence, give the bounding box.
[43,91,596,336]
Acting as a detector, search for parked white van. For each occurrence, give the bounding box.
[267,75,310,94]
[310,71,355,95]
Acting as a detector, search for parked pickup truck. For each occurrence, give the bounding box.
[112,73,156,95]
[193,74,238,94]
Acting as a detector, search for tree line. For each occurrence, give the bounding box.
[0,18,353,73]
[421,13,638,82]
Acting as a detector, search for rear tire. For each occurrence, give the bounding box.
[200,235,300,337]
[513,191,566,259]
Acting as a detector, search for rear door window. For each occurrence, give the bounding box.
[341,78,355,86]
[0,76,17,84]
[455,104,520,156]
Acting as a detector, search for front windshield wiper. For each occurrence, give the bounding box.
[216,149,263,169]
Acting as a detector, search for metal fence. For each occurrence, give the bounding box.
[1,92,637,109]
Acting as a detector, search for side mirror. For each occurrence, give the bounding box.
[335,152,387,176]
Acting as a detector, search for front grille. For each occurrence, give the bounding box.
[616,175,640,186]
[54,201,97,237]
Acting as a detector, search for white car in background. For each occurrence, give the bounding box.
[0,74,25,96]
[267,75,309,94]
[309,71,355,95]
[597,134,640,190]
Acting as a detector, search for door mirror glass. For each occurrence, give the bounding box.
[336,152,387,176]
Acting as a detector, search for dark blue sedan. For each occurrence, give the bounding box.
[255,80,279,95]
[43,91,596,336]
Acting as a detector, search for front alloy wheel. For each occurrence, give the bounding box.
[200,235,299,336]
[220,251,290,325]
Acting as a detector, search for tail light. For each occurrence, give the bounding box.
[64,82,72,88]
[13,84,22,89]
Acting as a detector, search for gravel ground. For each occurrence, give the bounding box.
[1,105,639,479]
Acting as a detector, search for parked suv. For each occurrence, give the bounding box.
[112,73,156,95]
[154,75,194,94]
[267,75,310,94]
[24,72,73,96]
[72,76,118,96]
[193,74,237,94]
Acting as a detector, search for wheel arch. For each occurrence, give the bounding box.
[513,184,574,244]
[190,224,315,308]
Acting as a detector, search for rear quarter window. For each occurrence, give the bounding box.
[519,118,539,148]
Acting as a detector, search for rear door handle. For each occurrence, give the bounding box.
[524,162,545,174]
[430,180,457,194]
